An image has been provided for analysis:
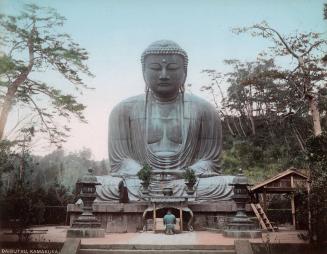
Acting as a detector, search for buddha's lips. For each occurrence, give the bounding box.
[158,83,170,86]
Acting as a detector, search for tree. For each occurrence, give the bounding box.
[0,126,36,194]
[0,4,93,145]
[323,3,327,63]
[202,58,310,180]
[31,148,97,190]
[0,140,15,174]
[233,21,327,137]
[224,58,289,137]
[202,58,303,139]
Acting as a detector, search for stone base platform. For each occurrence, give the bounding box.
[67,201,253,233]
[66,228,105,238]
[223,230,262,239]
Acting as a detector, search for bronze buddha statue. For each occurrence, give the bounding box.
[96,40,234,202]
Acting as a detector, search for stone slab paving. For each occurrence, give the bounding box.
[251,230,309,244]
[0,226,69,243]
[195,231,235,245]
[0,226,309,245]
[83,231,199,246]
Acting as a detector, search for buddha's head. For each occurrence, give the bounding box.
[141,40,188,101]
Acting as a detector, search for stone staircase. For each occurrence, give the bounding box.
[60,239,255,254]
[78,244,236,254]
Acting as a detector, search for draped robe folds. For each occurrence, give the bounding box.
[96,93,234,202]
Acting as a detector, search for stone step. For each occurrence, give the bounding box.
[79,249,236,254]
[80,244,235,250]
[79,244,236,254]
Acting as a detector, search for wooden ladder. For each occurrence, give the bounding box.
[250,203,274,232]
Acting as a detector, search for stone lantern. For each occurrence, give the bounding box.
[223,169,261,238]
[67,168,105,238]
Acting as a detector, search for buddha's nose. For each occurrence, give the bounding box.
[159,69,170,81]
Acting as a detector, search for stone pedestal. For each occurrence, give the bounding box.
[223,203,261,238]
[223,219,262,238]
[68,200,253,233]
[67,228,105,238]
[67,207,105,238]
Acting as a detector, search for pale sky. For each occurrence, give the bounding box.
[1,0,326,160]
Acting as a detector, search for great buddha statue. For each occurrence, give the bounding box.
[96,40,234,202]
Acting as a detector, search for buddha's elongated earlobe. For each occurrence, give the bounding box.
[144,86,150,120]
[180,84,185,94]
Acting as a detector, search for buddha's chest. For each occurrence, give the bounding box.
[147,116,182,145]
[146,103,182,145]
[142,102,185,155]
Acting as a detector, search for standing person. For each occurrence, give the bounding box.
[163,209,176,235]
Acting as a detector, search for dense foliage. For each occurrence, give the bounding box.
[306,133,327,242]
[203,58,315,182]
[0,146,108,236]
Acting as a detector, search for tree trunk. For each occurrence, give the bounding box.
[0,73,29,139]
[307,169,312,241]
[308,97,322,136]
[232,117,241,136]
[307,96,321,243]
[248,115,256,135]
[225,118,235,136]
[292,127,305,152]
[238,116,247,137]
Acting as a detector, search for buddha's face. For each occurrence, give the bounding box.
[143,54,186,100]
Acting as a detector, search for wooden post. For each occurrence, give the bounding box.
[179,205,183,232]
[291,175,296,228]
[153,203,156,232]
[291,194,296,228]
[262,189,267,212]
[306,173,312,240]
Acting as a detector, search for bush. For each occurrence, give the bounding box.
[137,164,152,186]
[183,168,197,185]
[5,182,41,242]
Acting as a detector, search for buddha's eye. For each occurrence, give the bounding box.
[167,63,180,70]
[148,63,161,70]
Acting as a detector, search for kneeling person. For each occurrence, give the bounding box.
[163,210,176,235]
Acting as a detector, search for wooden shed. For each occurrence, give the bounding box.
[250,168,308,228]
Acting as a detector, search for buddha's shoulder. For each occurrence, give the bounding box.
[110,94,145,115]
[184,93,216,110]
[119,94,145,104]
[114,94,145,107]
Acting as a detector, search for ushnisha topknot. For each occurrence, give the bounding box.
[141,40,188,72]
